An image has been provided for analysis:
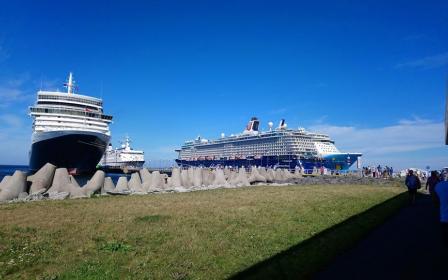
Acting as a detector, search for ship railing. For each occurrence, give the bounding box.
[30,107,113,120]
[38,92,103,106]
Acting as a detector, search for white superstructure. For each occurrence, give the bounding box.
[177,118,340,161]
[29,73,112,136]
[100,136,145,171]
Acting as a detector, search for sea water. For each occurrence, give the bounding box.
[0,165,29,181]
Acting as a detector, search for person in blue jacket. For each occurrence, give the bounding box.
[405,170,421,204]
[435,178,448,249]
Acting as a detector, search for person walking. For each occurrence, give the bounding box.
[405,170,421,204]
[426,171,441,206]
[435,178,448,249]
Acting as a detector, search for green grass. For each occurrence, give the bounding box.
[0,184,405,279]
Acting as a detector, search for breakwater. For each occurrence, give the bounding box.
[0,163,399,203]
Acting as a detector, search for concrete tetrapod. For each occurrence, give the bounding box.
[248,167,267,184]
[283,169,294,181]
[200,169,212,187]
[266,169,276,182]
[162,174,170,189]
[263,167,275,182]
[47,168,71,194]
[140,169,152,192]
[171,168,182,188]
[149,171,164,191]
[199,169,208,187]
[82,170,105,196]
[142,174,152,192]
[140,168,152,184]
[0,171,27,202]
[28,163,56,194]
[273,169,286,183]
[212,168,229,187]
[282,169,290,181]
[102,177,115,194]
[181,169,191,189]
[192,168,202,187]
[227,170,238,186]
[257,167,268,181]
[223,168,232,180]
[165,176,172,191]
[67,183,87,199]
[0,175,11,192]
[129,172,145,194]
[45,173,85,199]
[114,176,130,193]
[231,167,250,187]
[294,166,303,178]
[69,175,81,188]
[188,168,195,187]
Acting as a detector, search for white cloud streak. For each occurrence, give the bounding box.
[0,77,34,107]
[309,119,444,156]
[0,113,30,165]
[0,114,23,128]
[396,52,448,69]
[309,119,446,169]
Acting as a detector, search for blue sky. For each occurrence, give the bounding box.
[0,0,447,170]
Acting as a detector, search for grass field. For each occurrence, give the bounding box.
[0,184,405,279]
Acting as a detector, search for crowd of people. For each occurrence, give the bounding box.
[405,169,448,249]
[361,165,394,178]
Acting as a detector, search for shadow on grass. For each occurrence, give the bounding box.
[230,192,409,280]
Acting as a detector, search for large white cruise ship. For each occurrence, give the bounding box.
[29,73,113,174]
[98,136,145,173]
[176,117,362,171]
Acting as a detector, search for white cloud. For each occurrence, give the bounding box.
[0,77,34,107]
[309,118,448,170]
[0,87,29,106]
[0,114,22,128]
[0,113,30,165]
[396,52,448,69]
[309,118,446,169]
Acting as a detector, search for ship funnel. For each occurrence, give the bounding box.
[245,117,260,132]
[278,119,287,129]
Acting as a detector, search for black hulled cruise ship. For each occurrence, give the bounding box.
[29,73,113,174]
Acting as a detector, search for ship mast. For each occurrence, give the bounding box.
[67,72,74,94]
